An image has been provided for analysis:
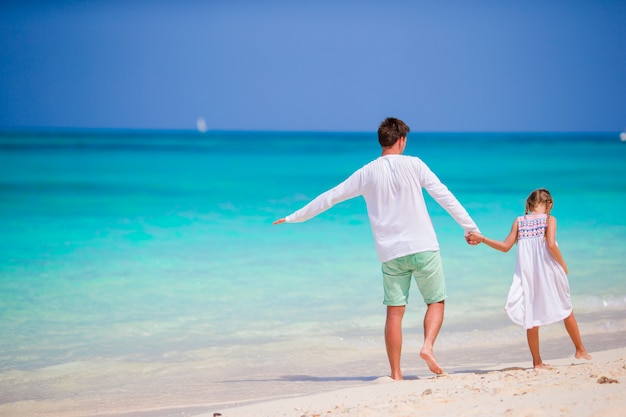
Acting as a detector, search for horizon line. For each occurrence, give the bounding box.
[0,127,622,136]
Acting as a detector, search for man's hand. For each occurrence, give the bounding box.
[465,233,481,246]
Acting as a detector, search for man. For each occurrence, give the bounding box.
[273,117,479,379]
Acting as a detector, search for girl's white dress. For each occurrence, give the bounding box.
[505,214,573,329]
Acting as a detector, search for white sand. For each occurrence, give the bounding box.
[1,332,623,417]
[205,347,626,417]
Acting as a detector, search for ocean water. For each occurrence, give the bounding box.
[0,131,625,416]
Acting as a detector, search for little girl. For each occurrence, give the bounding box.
[469,188,591,369]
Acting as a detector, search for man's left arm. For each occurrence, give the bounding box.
[421,167,480,235]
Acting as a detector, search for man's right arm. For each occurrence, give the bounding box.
[275,172,362,224]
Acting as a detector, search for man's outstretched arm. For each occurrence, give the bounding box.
[272,172,362,225]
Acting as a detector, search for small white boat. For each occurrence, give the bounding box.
[197,117,208,133]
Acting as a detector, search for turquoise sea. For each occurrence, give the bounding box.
[1,131,625,416]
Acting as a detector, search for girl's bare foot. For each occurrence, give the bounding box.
[533,362,553,370]
[575,350,592,360]
[420,348,443,374]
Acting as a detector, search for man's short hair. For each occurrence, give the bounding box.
[378,117,410,147]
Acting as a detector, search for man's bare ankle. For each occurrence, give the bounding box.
[420,349,443,374]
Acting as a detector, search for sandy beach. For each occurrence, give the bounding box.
[0,314,623,417]
[0,327,624,417]
[207,346,625,417]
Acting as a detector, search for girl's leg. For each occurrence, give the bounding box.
[526,327,548,368]
[563,311,592,360]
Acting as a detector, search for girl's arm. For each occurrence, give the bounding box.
[545,216,568,274]
[469,219,518,253]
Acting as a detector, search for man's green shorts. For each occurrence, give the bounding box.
[382,251,447,306]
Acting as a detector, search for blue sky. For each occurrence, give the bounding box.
[1,0,624,132]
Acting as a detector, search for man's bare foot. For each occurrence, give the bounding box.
[390,372,403,381]
[575,350,592,360]
[420,348,443,374]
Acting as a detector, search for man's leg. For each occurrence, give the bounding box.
[419,300,444,374]
[385,305,405,380]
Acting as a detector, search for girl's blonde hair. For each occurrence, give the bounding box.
[525,188,553,217]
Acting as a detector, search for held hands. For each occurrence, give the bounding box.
[466,232,484,246]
